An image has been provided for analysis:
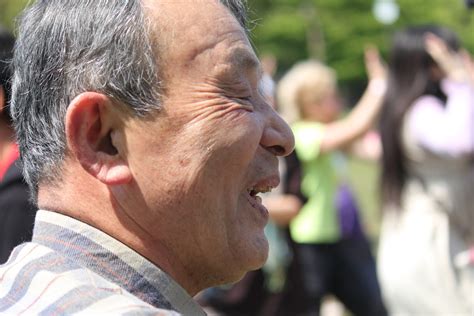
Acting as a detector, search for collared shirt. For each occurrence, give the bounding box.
[0,210,206,315]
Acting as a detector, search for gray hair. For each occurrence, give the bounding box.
[11,0,248,201]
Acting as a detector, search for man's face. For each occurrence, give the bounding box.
[117,1,294,288]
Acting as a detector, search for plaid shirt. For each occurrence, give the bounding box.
[0,210,206,315]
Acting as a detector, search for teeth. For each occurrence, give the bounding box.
[247,186,273,195]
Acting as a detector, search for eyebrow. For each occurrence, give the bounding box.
[231,47,262,77]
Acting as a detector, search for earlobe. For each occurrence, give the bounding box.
[95,160,133,185]
[65,92,133,186]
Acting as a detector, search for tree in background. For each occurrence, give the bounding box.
[249,0,473,86]
[0,0,28,31]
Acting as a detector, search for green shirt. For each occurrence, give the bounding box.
[289,121,340,243]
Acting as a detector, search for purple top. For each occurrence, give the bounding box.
[407,80,474,157]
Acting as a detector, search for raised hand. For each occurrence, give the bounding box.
[364,45,387,96]
[364,45,386,81]
[425,33,472,83]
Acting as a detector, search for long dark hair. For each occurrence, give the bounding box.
[380,25,460,207]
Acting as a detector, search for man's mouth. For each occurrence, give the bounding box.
[247,175,280,198]
[246,177,279,220]
[247,186,273,198]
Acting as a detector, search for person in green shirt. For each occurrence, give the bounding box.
[276,48,387,316]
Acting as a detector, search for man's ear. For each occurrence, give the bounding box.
[65,92,132,185]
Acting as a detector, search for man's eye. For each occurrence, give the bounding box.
[229,95,252,105]
[238,96,252,103]
[228,96,254,112]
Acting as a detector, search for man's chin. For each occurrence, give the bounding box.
[248,235,270,269]
[207,237,268,290]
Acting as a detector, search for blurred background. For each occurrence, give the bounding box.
[245,0,473,242]
[1,0,472,242]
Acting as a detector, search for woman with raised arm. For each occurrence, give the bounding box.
[276,48,388,316]
[377,25,474,314]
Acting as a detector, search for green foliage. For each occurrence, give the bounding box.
[248,0,474,84]
[252,8,309,72]
[0,0,29,31]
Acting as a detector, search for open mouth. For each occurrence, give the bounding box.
[246,186,273,220]
[248,186,272,200]
[248,186,272,197]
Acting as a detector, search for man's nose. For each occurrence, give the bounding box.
[260,106,295,157]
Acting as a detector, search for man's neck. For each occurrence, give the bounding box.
[37,162,205,297]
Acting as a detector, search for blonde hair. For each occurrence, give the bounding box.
[277,60,336,124]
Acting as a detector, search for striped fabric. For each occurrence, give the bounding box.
[0,210,206,315]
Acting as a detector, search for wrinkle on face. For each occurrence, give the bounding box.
[120,0,282,291]
[161,46,266,133]
[185,28,246,64]
[164,86,253,125]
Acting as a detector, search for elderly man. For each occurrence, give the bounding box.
[0,0,294,314]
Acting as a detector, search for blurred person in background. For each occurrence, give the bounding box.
[378,25,474,315]
[276,49,388,316]
[0,26,36,264]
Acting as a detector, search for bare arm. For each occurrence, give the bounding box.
[320,47,386,154]
[263,194,302,226]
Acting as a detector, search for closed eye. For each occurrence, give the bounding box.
[238,96,252,103]
[227,95,251,104]
[229,96,254,111]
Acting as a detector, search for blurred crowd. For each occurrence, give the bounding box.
[1,18,473,316]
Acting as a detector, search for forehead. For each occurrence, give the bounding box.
[144,0,258,76]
